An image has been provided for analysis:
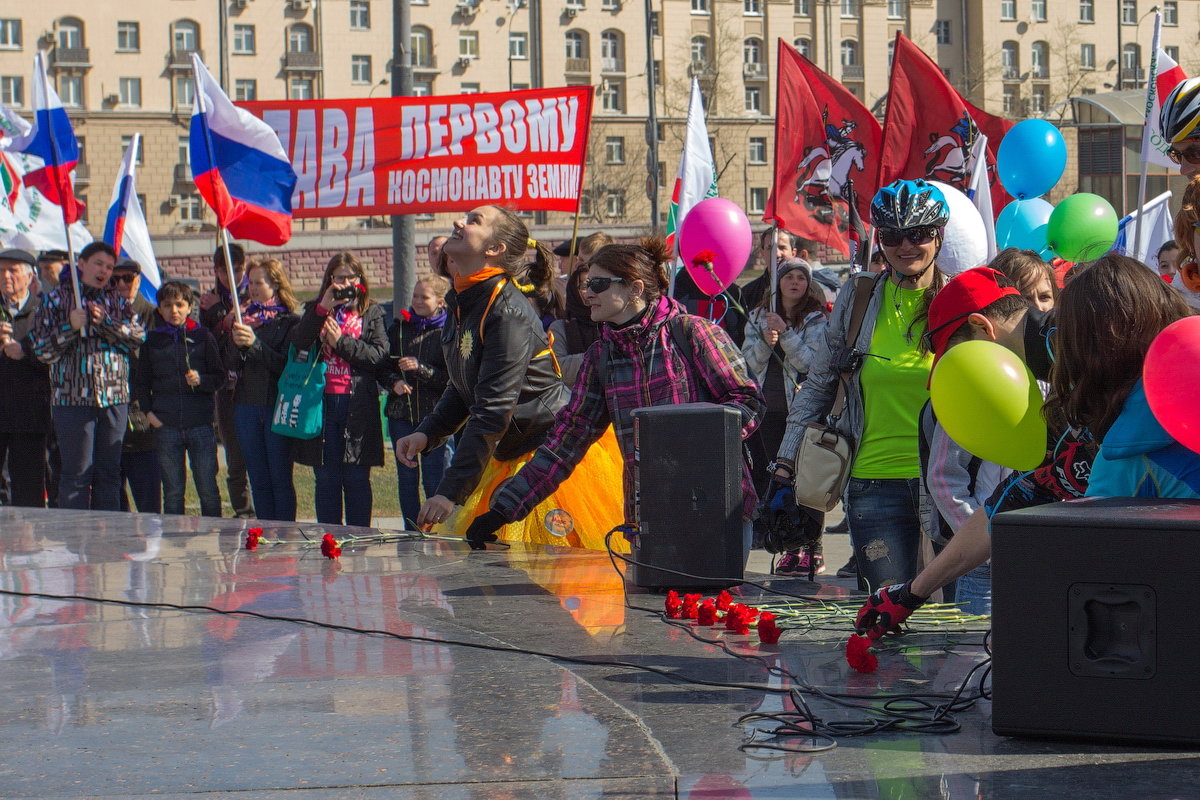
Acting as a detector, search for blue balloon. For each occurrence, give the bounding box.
[995,198,1054,256]
[997,120,1067,200]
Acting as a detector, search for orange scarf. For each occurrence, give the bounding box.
[453,265,506,293]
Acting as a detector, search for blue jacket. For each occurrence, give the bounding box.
[1086,381,1200,499]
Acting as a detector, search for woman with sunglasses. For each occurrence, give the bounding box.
[394,205,625,549]
[772,179,950,593]
[460,237,765,556]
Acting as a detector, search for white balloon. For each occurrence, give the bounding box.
[929,181,988,277]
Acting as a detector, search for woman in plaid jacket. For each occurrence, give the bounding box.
[468,238,765,551]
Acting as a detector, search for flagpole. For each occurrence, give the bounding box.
[565,131,591,273]
[1133,11,1163,261]
[220,228,243,326]
[768,224,778,310]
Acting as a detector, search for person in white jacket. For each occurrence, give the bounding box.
[742,258,829,574]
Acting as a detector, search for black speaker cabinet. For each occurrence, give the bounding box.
[628,403,744,591]
[991,497,1200,746]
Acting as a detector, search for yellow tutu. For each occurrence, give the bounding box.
[437,426,628,552]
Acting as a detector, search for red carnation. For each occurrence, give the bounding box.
[696,599,718,626]
[244,527,263,550]
[664,590,684,619]
[715,590,734,612]
[693,249,718,266]
[845,634,878,674]
[725,604,754,635]
[682,593,703,620]
[320,533,342,560]
[757,612,782,644]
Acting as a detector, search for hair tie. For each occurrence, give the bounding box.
[527,238,537,249]
[514,279,536,294]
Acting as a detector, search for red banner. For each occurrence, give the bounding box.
[765,41,882,256]
[239,86,593,218]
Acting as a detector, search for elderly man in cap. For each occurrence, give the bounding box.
[110,258,162,513]
[0,248,51,506]
[36,249,68,294]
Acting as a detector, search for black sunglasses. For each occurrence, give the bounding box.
[109,274,138,284]
[878,226,940,247]
[583,276,625,294]
[1168,147,1200,165]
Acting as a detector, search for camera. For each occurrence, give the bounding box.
[333,284,360,302]
[832,345,865,373]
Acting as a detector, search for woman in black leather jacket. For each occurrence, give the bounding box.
[394,205,623,547]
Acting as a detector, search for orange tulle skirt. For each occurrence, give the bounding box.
[436,426,629,553]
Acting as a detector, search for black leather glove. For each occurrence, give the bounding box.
[855,583,928,641]
[463,510,506,551]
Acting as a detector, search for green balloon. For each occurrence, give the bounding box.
[1045,193,1119,262]
[930,340,1046,471]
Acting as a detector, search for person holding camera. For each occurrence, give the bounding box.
[771,180,950,593]
[290,252,388,526]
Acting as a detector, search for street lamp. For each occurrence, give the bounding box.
[368,77,389,97]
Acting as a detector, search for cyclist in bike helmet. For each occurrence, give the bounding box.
[770,179,950,594]
[1161,77,1200,178]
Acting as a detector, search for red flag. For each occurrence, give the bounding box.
[765,40,882,256]
[881,32,1013,216]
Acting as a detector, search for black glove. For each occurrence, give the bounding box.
[854,583,927,641]
[463,510,506,551]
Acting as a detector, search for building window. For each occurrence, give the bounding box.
[1080,43,1095,70]
[1122,42,1142,85]
[744,37,762,65]
[234,79,257,101]
[351,55,371,84]
[935,20,951,45]
[605,136,625,164]
[601,31,623,71]
[1031,0,1046,22]
[1003,85,1019,114]
[1079,0,1094,22]
[59,75,83,107]
[690,36,709,64]
[605,192,625,217]
[1031,41,1049,79]
[510,32,528,59]
[602,0,620,9]
[58,19,83,50]
[745,85,762,113]
[579,194,593,217]
[289,24,314,53]
[119,77,141,107]
[794,0,811,14]
[565,31,587,60]
[179,195,204,222]
[0,19,21,49]
[744,0,762,15]
[116,21,139,52]
[461,83,480,94]
[232,25,255,55]
[459,30,479,58]
[888,40,895,65]
[1121,0,1136,24]
[1164,1,1178,25]
[691,0,709,13]
[794,38,810,58]
[841,0,858,18]
[748,137,767,164]
[888,0,905,19]
[1001,41,1019,80]
[0,76,22,106]
[600,78,624,112]
[413,80,432,97]
[178,136,190,167]
[749,187,767,214]
[412,27,432,67]
[1030,85,1047,114]
[1166,45,1180,63]
[120,134,144,165]
[1000,0,1015,21]
[174,75,194,107]
[350,0,371,30]
[172,20,198,53]
[840,39,858,67]
[289,78,315,100]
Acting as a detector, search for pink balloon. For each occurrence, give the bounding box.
[679,198,753,297]
[1144,317,1200,454]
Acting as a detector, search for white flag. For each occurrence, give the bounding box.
[1115,191,1173,269]
[967,134,996,260]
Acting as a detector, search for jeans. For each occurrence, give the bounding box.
[157,423,221,517]
[234,403,297,521]
[120,449,162,513]
[388,417,450,527]
[845,477,923,593]
[0,431,47,507]
[955,562,992,616]
[314,394,372,526]
[53,404,129,511]
[216,387,253,517]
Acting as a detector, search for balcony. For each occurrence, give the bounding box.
[743,62,767,80]
[841,64,863,80]
[413,56,437,72]
[688,60,715,78]
[173,163,192,184]
[1121,67,1146,84]
[284,50,322,71]
[565,57,590,74]
[168,48,201,69]
[49,47,90,68]
[72,163,89,184]
[1002,65,1020,80]
[1031,65,1049,79]
[600,56,624,73]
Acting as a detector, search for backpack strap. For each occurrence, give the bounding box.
[829,272,880,420]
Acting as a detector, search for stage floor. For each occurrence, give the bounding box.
[0,508,1197,799]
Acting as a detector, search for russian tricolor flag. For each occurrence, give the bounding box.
[190,54,296,245]
[7,53,85,224]
[103,133,161,304]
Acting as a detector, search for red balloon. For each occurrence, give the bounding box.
[1144,317,1200,454]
